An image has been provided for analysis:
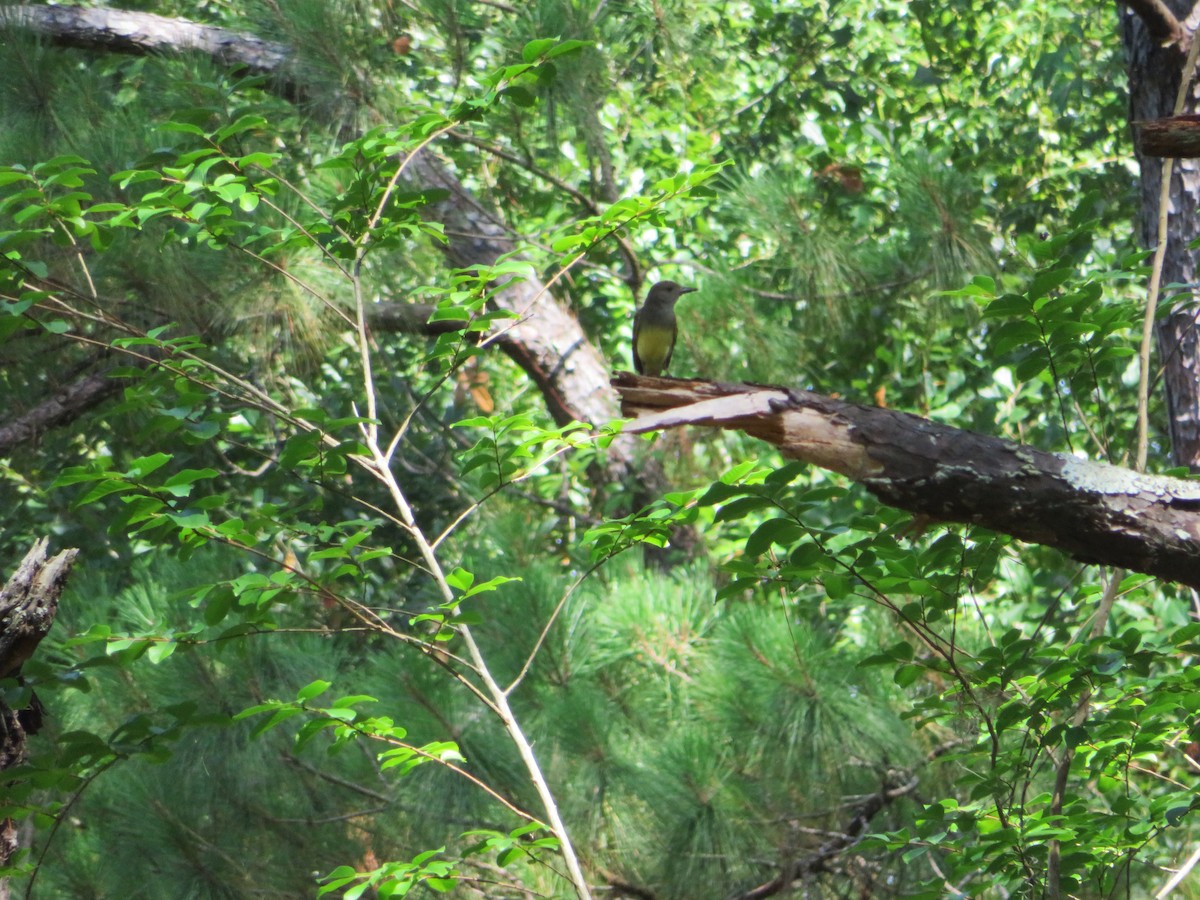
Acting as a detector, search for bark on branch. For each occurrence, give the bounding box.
[615,375,1200,588]
[0,4,291,73]
[0,538,77,754]
[0,539,77,875]
[732,773,920,900]
[1123,0,1188,49]
[0,371,123,455]
[1124,1,1200,468]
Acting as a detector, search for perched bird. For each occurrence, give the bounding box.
[632,280,696,377]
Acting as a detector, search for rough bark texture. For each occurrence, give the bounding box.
[0,4,291,74]
[1122,1,1200,469]
[0,539,77,876]
[0,371,122,456]
[1135,113,1200,155]
[616,374,1200,587]
[403,154,622,432]
[1125,0,1188,44]
[401,153,655,490]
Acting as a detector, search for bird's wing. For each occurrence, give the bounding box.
[631,308,645,374]
[660,325,674,373]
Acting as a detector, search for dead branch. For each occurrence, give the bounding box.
[614,375,1200,588]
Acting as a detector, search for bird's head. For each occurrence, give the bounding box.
[645,280,696,308]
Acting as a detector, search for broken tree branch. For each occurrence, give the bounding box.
[614,375,1200,588]
[0,538,78,875]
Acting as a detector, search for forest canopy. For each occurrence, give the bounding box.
[0,1,1199,899]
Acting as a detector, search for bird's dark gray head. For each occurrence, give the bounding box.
[645,280,697,308]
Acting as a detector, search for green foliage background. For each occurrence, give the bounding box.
[0,1,1195,899]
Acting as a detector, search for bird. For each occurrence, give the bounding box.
[632,280,696,377]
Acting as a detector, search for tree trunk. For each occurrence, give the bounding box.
[1122,1,1200,469]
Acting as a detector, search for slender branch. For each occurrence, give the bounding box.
[344,142,593,896]
[281,752,391,803]
[26,755,121,900]
[0,370,123,454]
[251,188,355,281]
[506,559,604,695]
[353,125,459,456]
[430,440,580,550]
[351,129,449,447]
[365,445,593,898]
[1045,567,1123,899]
[1157,843,1200,898]
[729,770,922,899]
[1137,149,1175,471]
[448,130,642,288]
[373,730,539,824]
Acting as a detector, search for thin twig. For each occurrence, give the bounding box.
[1045,567,1123,899]
[354,124,457,447]
[363,444,592,898]
[344,136,594,897]
[448,129,641,286]
[1155,843,1200,898]
[506,559,605,695]
[430,440,581,551]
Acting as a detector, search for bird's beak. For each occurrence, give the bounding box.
[681,287,697,295]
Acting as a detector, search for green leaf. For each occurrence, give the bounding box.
[522,39,559,63]
[297,680,332,702]
[504,86,536,108]
[1166,805,1192,827]
[127,453,173,478]
[77,480,136,506]
[544,40,588,59]
[445,567,474,592]
[822,573,853,600]
[1028,267,1073,300]
[146,641,177,664]
[202,586,235,626]
[162,468,219,496]
[166,511,210,530]
[458,574,520,601]
[714,495,774,523]
[745,517,804,557]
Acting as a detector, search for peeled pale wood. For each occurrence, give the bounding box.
[614,374,1200,588]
